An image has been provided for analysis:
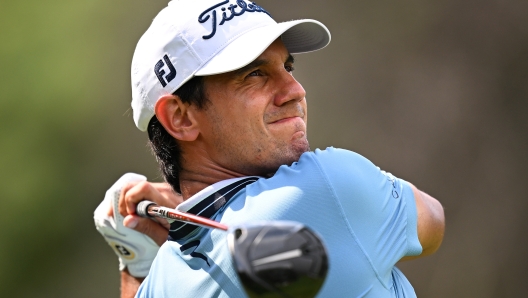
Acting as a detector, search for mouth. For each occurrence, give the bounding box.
[267,108,305,125]
[268,116,307,141]
[270,116,303,124]
[266,105,306,128]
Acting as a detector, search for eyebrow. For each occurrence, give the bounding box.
[286,54,295,64]
[234,53,295,76]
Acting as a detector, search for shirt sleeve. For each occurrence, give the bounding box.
[312,148,422,279]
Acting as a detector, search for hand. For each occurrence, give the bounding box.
[94,173,182,277]
[116,179,183,245]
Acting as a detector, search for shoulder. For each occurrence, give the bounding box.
[263,147,387,203]
[266,147,372,187]
[297,147,383,184]
[259,147,386,201]
[300,147,375,169]
[295,148,410,208]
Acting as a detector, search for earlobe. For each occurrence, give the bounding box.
[154,95,200,141]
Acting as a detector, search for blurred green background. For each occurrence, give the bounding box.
[1,0,527,297]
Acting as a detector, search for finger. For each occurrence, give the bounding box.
[124,181,167,216]
[118,182,142,218]
[123,215,169,246]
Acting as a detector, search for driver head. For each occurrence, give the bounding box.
[228,221,328,298]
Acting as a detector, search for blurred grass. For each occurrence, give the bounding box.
[0,1,166,296]
[1,0,527,297]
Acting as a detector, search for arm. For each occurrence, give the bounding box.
[400,183,445,261]
[94,174,183,298]
[308,148,444,266]
[116,181,183,297]
[115,181,182,246]
[120,269,144,298]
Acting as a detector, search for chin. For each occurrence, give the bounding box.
[277,139,310,167]
[291,137,310,156]
[248,139,310,177]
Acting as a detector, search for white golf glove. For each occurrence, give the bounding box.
[94,173,159,277]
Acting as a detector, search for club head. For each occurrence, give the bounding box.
[228,221,328,298]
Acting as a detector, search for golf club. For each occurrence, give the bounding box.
[136,200,328,298]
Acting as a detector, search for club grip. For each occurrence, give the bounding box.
[136,200,157,218]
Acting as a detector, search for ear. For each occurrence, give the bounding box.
[154,94,200,141]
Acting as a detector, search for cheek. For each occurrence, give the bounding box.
[302,100,308,125]
[212,108,265,147]
[208,92,270,142]
[241,100,269,131]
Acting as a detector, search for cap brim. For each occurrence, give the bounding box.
[194,19,330,76]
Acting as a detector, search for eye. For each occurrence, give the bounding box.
[247,69,263,77]
[285,64,295,73]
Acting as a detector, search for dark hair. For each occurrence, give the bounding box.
[147,76,207,193]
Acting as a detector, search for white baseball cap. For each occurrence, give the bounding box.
[131,0,331,131]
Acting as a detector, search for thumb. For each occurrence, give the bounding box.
[124,215,168,246]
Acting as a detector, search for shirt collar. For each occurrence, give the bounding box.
[168,176,259,240]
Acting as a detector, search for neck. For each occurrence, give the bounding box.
[178,169,248,200]
[177,147,249,200]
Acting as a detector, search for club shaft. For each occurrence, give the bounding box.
[137,201,228,231]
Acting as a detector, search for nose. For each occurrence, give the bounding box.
[272,70,306,107]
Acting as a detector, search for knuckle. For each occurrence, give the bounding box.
[119,207,128,217]
[137,181,151,192]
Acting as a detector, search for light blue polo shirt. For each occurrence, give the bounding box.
[137,147,422,297]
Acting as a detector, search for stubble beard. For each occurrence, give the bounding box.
[210,126,310,177]
[262,135,309,176]
[206,102,310,177]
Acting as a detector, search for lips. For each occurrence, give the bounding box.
[270,116,303,124]
[266,106,305,124]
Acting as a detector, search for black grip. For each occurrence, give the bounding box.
[136,200,156,218]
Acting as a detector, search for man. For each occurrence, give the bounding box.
[94,0,445,297]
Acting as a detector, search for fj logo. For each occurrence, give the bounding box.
[154,54,177,87]
[115,244,132,256]
[110,242,136,260]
